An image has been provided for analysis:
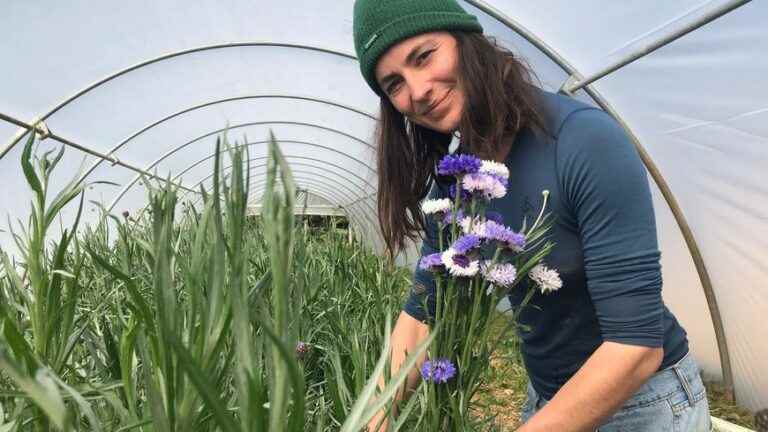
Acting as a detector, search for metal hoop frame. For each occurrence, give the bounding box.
[81,94,376,187]
[109,134,376,211]
[2,5,749,400]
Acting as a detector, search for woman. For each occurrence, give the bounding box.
[352,0,712,430]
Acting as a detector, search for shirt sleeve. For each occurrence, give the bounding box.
[402,186,444,322]
[556,108,664,348]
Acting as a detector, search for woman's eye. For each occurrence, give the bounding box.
[417,50,433,64]
[387,80,402,95]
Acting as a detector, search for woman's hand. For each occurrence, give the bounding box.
[366,412,388,432]
[365,311,430,431]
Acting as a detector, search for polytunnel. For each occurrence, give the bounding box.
[1,0,766,425]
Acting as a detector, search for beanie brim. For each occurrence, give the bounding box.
[359,11,483,97]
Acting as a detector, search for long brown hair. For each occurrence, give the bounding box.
[375,31,547,260]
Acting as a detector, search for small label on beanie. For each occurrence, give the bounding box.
[364,33,378,51]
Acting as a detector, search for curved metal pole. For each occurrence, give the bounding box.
[247,178,377,236]
[1,42,357,159]
[0,113,198,194]
[179,154,375,195]
[247,165,371,206]
[111,119,373,207]
[190,173,371,228]
[108,136,376,211]
[186,164,376,225]
[467,0,734,401]
[194,166,376,223]
[561,0,752,94]
[344,191,377,208]
[175,148,373,187]
[79,94,376,185]
[182,163,379,248]
[136,167,377,235]
[238,176,376,237]
[185,158,372,200]
[270,189,346,217]
[248,181,366,225]
[245,171,370,214]
[249,179,376,233]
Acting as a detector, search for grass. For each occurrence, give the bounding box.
[0,132,427,431]
[706,381,756,429]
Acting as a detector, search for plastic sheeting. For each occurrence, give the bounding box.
[1,0,766,412]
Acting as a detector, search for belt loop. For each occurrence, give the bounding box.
[673,363,695,405]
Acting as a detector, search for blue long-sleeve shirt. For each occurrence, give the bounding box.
[403,90,689,401]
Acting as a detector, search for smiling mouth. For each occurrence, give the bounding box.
[422,89,452,117]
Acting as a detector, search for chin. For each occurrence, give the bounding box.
[438,114,461,134]
[416,108,462,134]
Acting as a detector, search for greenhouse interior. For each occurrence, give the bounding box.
[0,1,766,431]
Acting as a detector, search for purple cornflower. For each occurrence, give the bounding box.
[443,208,465,225]
[296,341,311,359]
[448,183,472,202]
[489,173,509,189]
[484,221,526,252]
[421,358,457,383]
[485,211,504,225]
[419,253,445,272]
[438,154,481,177]
[452,234,481,254]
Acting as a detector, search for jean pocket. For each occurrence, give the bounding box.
[669,386,706,415]
[672,394,711,432]
[668,367,707,415]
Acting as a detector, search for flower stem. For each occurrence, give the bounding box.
[528,190,550,234]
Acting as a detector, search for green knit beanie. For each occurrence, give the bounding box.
[353,0,483,96]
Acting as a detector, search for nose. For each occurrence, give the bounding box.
[408,73,433,113]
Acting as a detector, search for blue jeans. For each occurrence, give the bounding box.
[520,351,712,431]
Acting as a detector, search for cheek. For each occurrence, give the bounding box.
[450,86,466,114]
[390,94,411,115]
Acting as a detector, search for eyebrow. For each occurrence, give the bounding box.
[378,40,432,90]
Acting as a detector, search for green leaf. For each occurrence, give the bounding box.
[0,350,67,430]
[49,374,102,432]
[254,317,305,432]
[165,332,238,432]
[20,132,42,197]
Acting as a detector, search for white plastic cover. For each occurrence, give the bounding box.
[1,0,765,412]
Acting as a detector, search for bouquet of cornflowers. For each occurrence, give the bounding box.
[415,153,561,430]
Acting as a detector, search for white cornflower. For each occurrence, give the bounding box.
[462,173,506,200]
[483,263,518,288]
[480,160,510,179]
[421,198,452,215]
[529,264,563,294]
[441,248,479,277]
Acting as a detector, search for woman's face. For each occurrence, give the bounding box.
[375,31,465,134]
